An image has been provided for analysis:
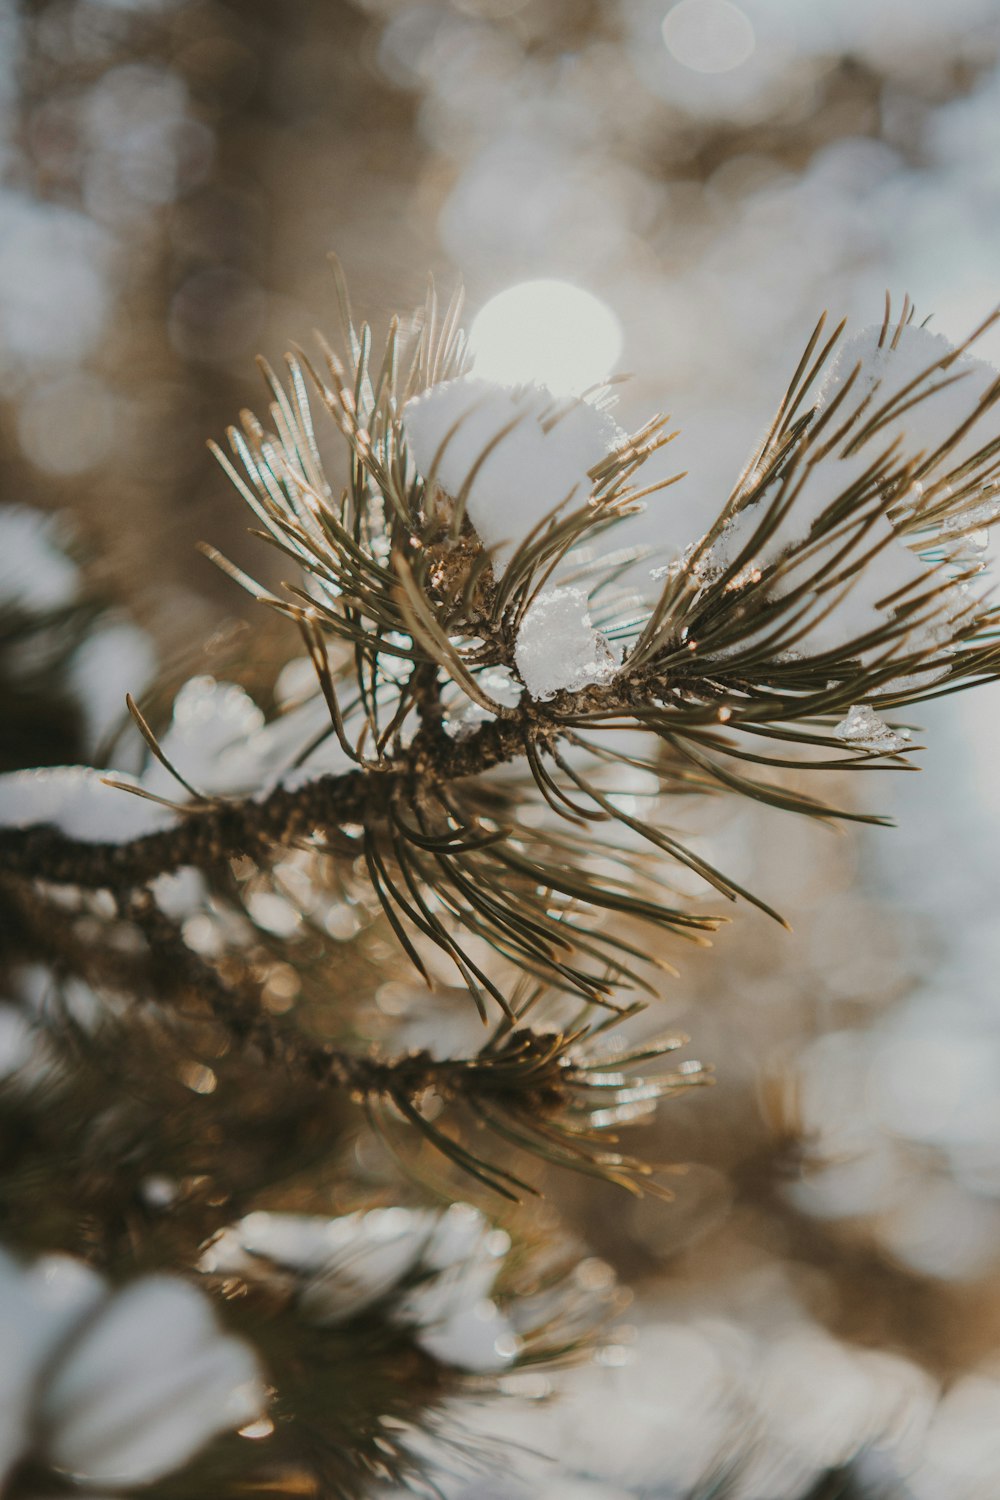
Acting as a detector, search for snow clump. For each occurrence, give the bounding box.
[0,1248,264,1491]
[202,1203,520,1373]
[514,585,622,701]
[703,463,933,662]
[0,672,361,842]
[402,376,623,576]
[404,375,628,701]
[834,704,909,754]
[0,505,80,613]
[816,322,998,474]
[702,322,1000,665]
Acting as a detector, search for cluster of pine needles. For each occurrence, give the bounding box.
[5,275,1000,1499]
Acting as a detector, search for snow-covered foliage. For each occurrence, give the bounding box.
[403,377,623,575]
[398,319,1000,707]
[0,764,172,841]
[0,1249,263,1491]
[400,364,631,700]
[707,466,930,635]
[816,322,998,472]
[0,669,355,841]
[514,586,621,701]
[700,320,1000,672]
[707,448,854,584]
[152,673,363,796]
[13,2,1000,1495]
[202,1204,519,1373]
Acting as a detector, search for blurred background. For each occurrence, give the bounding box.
[6,0,1000,1493]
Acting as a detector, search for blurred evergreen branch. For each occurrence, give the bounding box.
[3,276,999,1210]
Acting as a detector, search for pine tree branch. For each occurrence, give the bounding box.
[0,717,526,890]
[5,878,706,1201]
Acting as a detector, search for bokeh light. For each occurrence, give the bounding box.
[661,0,756,74]
[468,279,623,395]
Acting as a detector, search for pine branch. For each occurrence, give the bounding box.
[0,717,519,889]
[6,879,708,1205]
[5,280,1000,1200]
[6,291,1000,1023]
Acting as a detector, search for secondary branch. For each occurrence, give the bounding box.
[0,716,529,891]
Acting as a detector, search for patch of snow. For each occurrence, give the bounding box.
[251,693,355,782]
[820,323,960,413]
[835,704,909,754]
[203,1207,435,1308]
[775,515,932,658]
[476,663,524,708]
[705,445,964,664]
[0,673,336,840]
[713,445,908,583]
[409,1294,519,1373]
[948,486,1000,530]
[40,1274,264,1487]
[403,377,623,574]
[203,1205,518,1374]
[0,1249,107,1490]
[143,676,266,800]
[0,766,175,841]
[395,1206,517,1373]
[0,507,80,612]
[0,1250,262,1492]
[818,323,999,475]
[515,585,622,700]
[245,890,300,939]
[445,664,524,738]
[68,618,157,756]
[274,654,318,707]
[703,326,1000,668]
[149,867,208,920]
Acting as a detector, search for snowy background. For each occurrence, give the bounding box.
[6,0,1000,1495]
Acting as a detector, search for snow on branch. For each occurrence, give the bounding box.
[3,280,1000,1178]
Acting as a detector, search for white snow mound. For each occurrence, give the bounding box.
[403,377,623,574]
[515,585,622,700]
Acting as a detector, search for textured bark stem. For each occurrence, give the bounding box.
[0,717,529,890]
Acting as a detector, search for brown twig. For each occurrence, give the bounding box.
[0,716,528,891]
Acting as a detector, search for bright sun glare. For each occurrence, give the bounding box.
[468,279,623,395]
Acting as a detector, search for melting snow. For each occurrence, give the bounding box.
[835,704,909,754]
[515,585,622,700]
